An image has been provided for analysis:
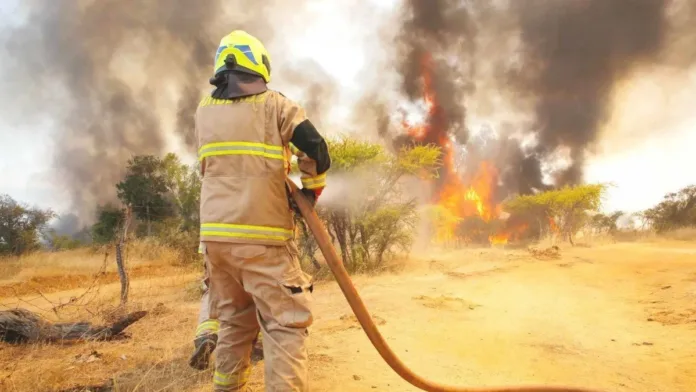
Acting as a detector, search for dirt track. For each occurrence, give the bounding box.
[2,242,696,392]
[257,243,696,392]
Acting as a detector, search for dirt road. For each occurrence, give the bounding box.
[247,243,696,392]
[2,242,695,392]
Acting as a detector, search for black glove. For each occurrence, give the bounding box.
[301,188,317,206]
[289,188,317,214]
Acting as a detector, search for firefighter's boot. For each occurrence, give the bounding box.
[189,333,217,370]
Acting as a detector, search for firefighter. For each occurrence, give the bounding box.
[189,245,263,371]
[195,30,330,391]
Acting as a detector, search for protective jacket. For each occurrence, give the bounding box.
[195,90,330,246]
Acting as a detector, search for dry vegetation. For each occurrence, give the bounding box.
[2,233,696,392]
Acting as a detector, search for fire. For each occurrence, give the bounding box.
[438,161,499,222]
[404,52,528,245]
[488,233,509,245]
[548,217,559,233]
[488,223,530,245]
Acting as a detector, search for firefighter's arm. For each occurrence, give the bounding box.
[278,95,331,199]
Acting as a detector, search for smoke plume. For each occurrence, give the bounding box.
[0,0,288,220]
[394,0,476,183]
[510,0,668,185]
[390,0,694,197]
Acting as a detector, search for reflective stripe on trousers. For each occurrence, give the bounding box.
[198,141,284,161]
[214,368,251,391]
[196,319,220,337]
[200,223,293,242]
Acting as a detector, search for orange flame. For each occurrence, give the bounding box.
[489,223,529,245]
[549,217,559,233]
[404,52,527,245]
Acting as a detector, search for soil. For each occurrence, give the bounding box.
[2,242,695,392]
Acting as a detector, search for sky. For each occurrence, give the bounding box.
[0,0,694,217]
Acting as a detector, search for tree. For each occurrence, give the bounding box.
[116,155,174,236]
[91,205,125,244]
[0,194,55,255]
[504,184,608,245]
[455,216,505,245]
[590,211,624,234]
[161,153,201,231]
[300,138,440,272]
[426,204,462,246]
[44,230,83,251]
[641,185,696,232]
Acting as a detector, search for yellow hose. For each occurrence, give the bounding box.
[288,180,600,392]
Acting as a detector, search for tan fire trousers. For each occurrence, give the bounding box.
[204,241,314,392]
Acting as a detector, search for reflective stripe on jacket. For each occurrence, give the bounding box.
[196,90,328,246]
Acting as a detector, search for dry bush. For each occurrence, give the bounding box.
[658,227,696,242]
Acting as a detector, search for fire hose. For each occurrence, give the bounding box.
[287,179,600,392]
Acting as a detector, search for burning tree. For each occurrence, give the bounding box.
[504,184,608,245]
[399,53,517,246]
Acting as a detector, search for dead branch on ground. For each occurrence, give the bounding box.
[0,308,147,344]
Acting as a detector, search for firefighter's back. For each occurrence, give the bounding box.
[196,91,295,247]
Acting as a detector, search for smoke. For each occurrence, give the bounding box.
[396,0,475,148]
[510,0,669,185]
[389,0,696,197]
[2,0,695,227]
[278,60,338,130]
[0,0,293,221]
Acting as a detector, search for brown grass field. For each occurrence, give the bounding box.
[1,235,696,392]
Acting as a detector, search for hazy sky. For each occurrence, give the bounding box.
[0,0,694,216]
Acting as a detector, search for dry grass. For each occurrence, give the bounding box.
[0,242,207,392]
[2,234,695,391]
[0,240,187,295]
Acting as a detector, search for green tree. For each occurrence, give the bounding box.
[504,184,608,245]
[116,155,174,236]
[590,211,624,234]
[300,138,440,272]
[641,185,696,232]
[44,230,83,251]
[91,204,125,244]
[161,153,201,231]
[0,194,55,255]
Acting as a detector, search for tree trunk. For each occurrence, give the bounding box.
[332,216,351,270]
[115,243,129,305]
[116,207,132,305]
[358,225,371,263]
[146,204,151,236]
[568,232,575,246]
[298,220,321,270]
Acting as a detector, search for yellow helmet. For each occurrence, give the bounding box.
[214,30,272,83]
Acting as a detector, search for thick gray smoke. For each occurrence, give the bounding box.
[2,0,695,224]
[0,0,289,220]
[395,0,474,149]
[510,0,668,185]
[392,0,694,196]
